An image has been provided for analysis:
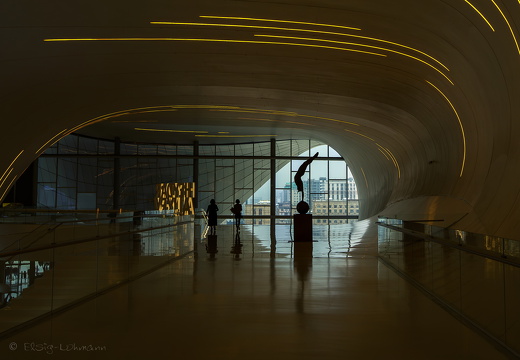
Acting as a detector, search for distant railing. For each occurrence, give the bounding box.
[0,209,194,339]
[377,217,520,358]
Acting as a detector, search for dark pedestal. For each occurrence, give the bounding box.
[293,214,313,242]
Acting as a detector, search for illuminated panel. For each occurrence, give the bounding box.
[255,34,453,85]
[149,20,449,71]
[464,0,495,31]
[490,0,520,54]
[426,81,466,177]
[199,15,362,31]
[154,182,196,214]
[44,37,387,57]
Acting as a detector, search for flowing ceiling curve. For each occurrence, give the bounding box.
[2,0,520,238]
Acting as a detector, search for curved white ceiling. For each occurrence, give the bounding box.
[2,0,520,238]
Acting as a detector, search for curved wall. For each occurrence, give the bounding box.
[2,1,520,238]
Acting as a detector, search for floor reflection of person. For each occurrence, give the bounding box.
[206,199,219,235]
[231,199,242,231]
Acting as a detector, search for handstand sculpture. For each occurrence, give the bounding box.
[294,152,319,202]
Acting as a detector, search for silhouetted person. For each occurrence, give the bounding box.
[206,199,219,235]
[294,152,319,201]
[231,199,242,231]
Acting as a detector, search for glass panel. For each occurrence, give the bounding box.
[254,141,271,157]
[58,136,78,154]
[98,139,114,154]
[215,144,234,156]
[292,139,310,157]
[235,143,254,156]
[177,145,193,156]
[57,158,77,188]
[199,145,215,156]
[38,158,57,183]
[157,144,176,155]
[77,136,99,155]
[329,161,347,179]
[138,144,157,155]
[37,183,56,208]
[56,187,76,209]
[275,160,291,188]
[121,143,138,155]
[275,140,291,157]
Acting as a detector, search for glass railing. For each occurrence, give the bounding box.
[0,210,194,337]
[377,217,520,357]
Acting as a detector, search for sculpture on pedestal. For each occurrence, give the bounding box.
[294,152,319,214]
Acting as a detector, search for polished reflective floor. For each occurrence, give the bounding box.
[0,221,510,359]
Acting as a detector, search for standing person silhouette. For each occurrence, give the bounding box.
[206,199,219,235]
[231,199,242,231]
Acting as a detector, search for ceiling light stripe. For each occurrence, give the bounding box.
[426,80,466,177]
[237,117,315,126]
[45,37,387,57]
[35,129,68,154]
[255,34,453,85]
[0,150,24,184]
[135,128,209,133]
[464,0,496,31]
[1,176,18,201]
[361,167,369,189]
[149,20,449,71]
[490,0,520,54]
[195,134,277,138]
[377,143,401,178]
[200,15,362,31]
[0,168,14,190]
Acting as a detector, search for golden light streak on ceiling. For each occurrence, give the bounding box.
[361,168,369,189]
[490,0,520,55]
[378,148,391,161]
[0,150,24,185]
[0,168,14,190]
[44,38,388,57]
[344,129,375,141]
[1,176,18,200]
[195,134,277,138]
[237,117,316,126]
[218,132,230,134]
[377,143,401,178]
[135,128,209,133]
[465,0,496,31]
[67,105,238,134]
[199,15,362,31]
[297,114,360,126]
[150,19,450,71]
[112,120,159,123]
[426,80,466,177]
[255,34,454,85]
[212,109,360,126]
[210,109,300,116]
[343,129,401,179]
[35,129,69,154]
